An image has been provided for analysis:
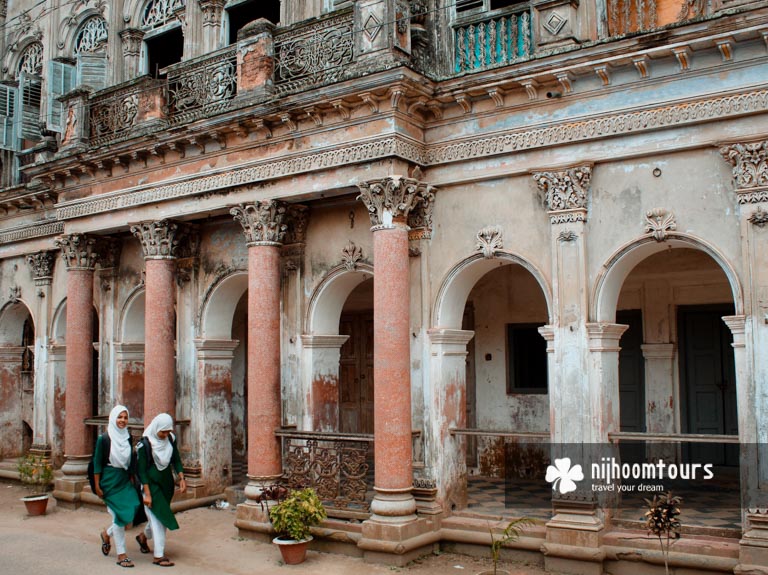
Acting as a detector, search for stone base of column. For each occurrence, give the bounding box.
[369,486,417,523]
[234,476,283,543]
[28,444,51,457]
[542,500,606,575]
[359,515,437,566]
[735,512,768,574]
[52,455,90,508]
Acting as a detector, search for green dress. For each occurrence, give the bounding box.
[137,437,183,530]
[93,435,141,527]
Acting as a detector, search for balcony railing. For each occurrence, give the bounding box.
[273,10,354,96]
[166,47,238,126]
[89,78,162,146]
[453,7,533,74]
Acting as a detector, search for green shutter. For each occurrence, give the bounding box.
[0,84,18,150]
[76,52,107,91]
[47,60,76,133]
[17,73,42,142]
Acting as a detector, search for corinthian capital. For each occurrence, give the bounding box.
[230,200,288,246]
[532,165,592,223]
[130,220,189,259]
[26,250,57,284]
[719,141,768,202]
[357,176,435,229]
[54,234,102,270]
[199,0,225,26]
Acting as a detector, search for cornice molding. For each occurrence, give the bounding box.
[37,87,768,225]
[0,220,63,245]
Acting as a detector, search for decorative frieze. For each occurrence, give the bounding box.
[130,219,191,259]
[357,176,435,229]
[475,226,503,259]
[533,165,592,223]
[644,208,677,242]
[0,221,62,245]
[26,251,57,285]
[54,233,102,270]
[341,241,364,271]
[719,141,768,203]
[230,201,288,246]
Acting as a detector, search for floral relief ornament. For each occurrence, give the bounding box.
[645,208,677,242]
[748,206,768,227]
[719,141,768,191]
[341,241,363,271]
[476,226,503,259]
[533,165,592,212]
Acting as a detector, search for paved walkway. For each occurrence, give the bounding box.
[0,482,549,574]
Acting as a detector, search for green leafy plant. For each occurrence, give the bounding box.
[644,491,682,575]
[269,487,327,542]
[488,517,533,574]
[17,454,54,494]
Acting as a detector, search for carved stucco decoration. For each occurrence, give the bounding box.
[55,233,103,270]
[130,219,190,259]
[26,251,57,284]
[357,176,435,229]
[645,208,677,242]
[407,181,436,239]
[199,0,225,27]
[558,230,577,242]
[748,207,768,227]
[341,241,364,271]
[230,200,288,246]
[719,141,768,203]
[282,204,310,245]
[476,226,503,259]
[533,165,592,223]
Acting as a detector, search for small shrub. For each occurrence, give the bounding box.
[488,517,533,575]
[269,487,327,541]
[17,454,54,493]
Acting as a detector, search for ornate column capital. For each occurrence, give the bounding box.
[532,164,592,223]
[230,200,288,246]
[199,0,225,27]
[26,250,57,285]
[119,28,144,58]
[282,204,309,245]
[719,140,768,203]
[130,219,194,260]
[54,233,106,270]
[357,176,435,231]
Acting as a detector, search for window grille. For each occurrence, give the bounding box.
[75,16,108,54]
[142,0,186,30]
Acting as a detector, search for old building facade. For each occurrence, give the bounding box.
[0,0,767,572]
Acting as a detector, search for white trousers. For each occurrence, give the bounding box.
[106,507,127,555]
[143,505,167,559]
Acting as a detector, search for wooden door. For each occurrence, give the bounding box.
[617,310,645,463]
[679,305,738,465]
[339,312,374,434]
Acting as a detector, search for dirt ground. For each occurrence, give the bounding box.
[0,481,549,574]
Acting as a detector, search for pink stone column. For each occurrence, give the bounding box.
[64,268,95,457]
[370,222,417,521]
[247,245,282,479]
[357,176,434,523]
[144,259,177,420]
[230,201,289,500]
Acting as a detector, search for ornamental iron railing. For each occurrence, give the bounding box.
[166,47,238,125]
[89,80,158,145]
[453,7,533,74]
[274,10,354,96]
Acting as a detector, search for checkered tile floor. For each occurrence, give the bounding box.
[465,474,742,531]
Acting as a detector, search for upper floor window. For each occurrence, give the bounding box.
[225,0,280,45]
[456,0,524,15]
[18,42,43,76]
[75,16,108,54]
[142,0,186,30]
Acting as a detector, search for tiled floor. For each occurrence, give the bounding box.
[465,473,742,532]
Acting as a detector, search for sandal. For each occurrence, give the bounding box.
[116,558,135,568]
[153,557,175,567]
[136,534,150,554]
[100,530,111,556]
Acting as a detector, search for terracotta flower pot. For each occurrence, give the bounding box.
[21,494,49,516]
[272,535,312,565]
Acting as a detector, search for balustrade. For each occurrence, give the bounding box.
[453,7,533,74]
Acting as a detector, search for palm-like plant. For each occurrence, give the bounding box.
[644,491,682,575]
[488,517,533,575]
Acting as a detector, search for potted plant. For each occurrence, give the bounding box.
[479,517,533,575]
[645,491,682,575]
[269,487,327,565]
[17,453,54,516]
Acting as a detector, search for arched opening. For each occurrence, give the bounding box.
[230,290,248,484]
[610,245,740,527]
[338,277,373,434]
[0,301,35,458]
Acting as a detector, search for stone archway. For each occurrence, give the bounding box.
[196,271,248,492]
[429,251,553,511]
[302,264,373,432]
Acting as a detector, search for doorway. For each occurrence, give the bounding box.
[338,311,373,434]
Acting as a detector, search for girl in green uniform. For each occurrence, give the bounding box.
[94,404,141,568]
[137,413,187,567]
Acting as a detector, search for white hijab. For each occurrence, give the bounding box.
[107,405,132,470]
[143,413,174,471]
